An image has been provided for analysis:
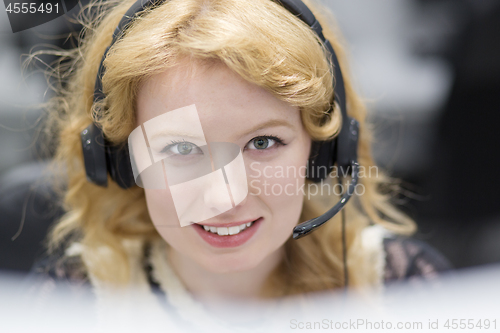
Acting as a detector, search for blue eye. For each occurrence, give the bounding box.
[245,136,284,150]
[161,141,203,156]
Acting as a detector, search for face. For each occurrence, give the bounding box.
[136,59,311,274]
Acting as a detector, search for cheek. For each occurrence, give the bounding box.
[247,142,311,230]
[144,187,180,228]
[144,187,199,255]
[256,165,307,225]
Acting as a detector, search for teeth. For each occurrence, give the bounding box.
[217,227,229,236]
[228,226,240,235]
[201,221,254,236]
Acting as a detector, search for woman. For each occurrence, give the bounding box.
[32,0,451,327]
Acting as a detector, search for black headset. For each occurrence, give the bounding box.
[80,0,360,270]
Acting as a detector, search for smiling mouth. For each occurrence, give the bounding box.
[196,220,257,236]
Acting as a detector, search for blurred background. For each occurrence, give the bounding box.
[1,0,499,275]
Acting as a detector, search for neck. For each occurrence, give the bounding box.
[166,246,284,302]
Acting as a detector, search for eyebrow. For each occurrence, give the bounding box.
[240,119,296,137]
[147,130,206,143]
[146,118,296,142]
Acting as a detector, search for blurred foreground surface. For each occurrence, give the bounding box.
[1,264,499,333]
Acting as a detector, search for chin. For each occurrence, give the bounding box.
[197,250,267,274]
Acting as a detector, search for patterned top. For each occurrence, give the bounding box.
[28,234,452,289]
[23,234,452,332]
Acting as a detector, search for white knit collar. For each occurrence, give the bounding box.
[147,239,286,333]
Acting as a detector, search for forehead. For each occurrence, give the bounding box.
[135,60,300,138]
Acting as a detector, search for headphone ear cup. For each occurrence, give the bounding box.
[106,143,135,189]
[307,139,337,183]
[81,123,108,187]
[80,123,135,189]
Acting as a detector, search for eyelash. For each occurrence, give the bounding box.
[160,135,286,154]
[160,139,196,154]
[244,135,286,151]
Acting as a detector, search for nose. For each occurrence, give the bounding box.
[202,169,234,215]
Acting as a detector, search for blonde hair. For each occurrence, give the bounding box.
[44,0,415,295]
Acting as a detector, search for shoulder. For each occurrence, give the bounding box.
[382,234,453,283]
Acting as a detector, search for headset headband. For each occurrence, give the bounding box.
[94,0,346,115]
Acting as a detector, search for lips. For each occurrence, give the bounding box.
[192,217,263,248]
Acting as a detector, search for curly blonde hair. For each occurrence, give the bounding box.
[43,0,415,296]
